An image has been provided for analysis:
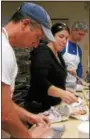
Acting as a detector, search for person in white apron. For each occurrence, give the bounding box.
[62,21,88,91]
[63,40,80,90]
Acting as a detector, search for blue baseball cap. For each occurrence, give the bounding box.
[18,2,55,42]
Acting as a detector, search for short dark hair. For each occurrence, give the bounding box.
[9,10,40,28]
[9,10,27,23]
[51,22,70,36]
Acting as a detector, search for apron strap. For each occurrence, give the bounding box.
[77,46,79,56]
[66,40,69,53]
[2,27,8,40]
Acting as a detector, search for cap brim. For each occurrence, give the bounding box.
[41,25,55,42]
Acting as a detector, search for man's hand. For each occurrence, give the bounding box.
[67,68,77,77]
[13,102,50,127]
[30,124,50,138]
[27,113,50,126]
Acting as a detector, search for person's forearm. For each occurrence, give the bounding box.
[13,102,35,123]
[2,83,33,138]
[2,104,32,138]
[48,85,78,104]
[48,85,64,98]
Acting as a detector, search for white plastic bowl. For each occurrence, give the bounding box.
[77,121,89,138]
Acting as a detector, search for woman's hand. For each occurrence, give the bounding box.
[48,85,78,104]
[60,90,78,104]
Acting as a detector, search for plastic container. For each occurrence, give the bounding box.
[77,121,89,138]
[51,124,65,138]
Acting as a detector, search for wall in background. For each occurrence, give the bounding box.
[2,1,89,77]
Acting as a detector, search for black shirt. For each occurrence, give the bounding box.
[26,44,67,111]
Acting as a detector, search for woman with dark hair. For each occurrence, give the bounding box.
[25,22,78,113]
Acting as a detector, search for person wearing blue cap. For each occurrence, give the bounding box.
[1,2,55,138]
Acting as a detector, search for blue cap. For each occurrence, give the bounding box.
[18,2,55,42]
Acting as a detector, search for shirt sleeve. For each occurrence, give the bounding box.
[2,53,12,85]
[31,47,52,92]
[76,47,83,78]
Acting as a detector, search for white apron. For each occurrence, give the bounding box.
[63,41,80,90]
